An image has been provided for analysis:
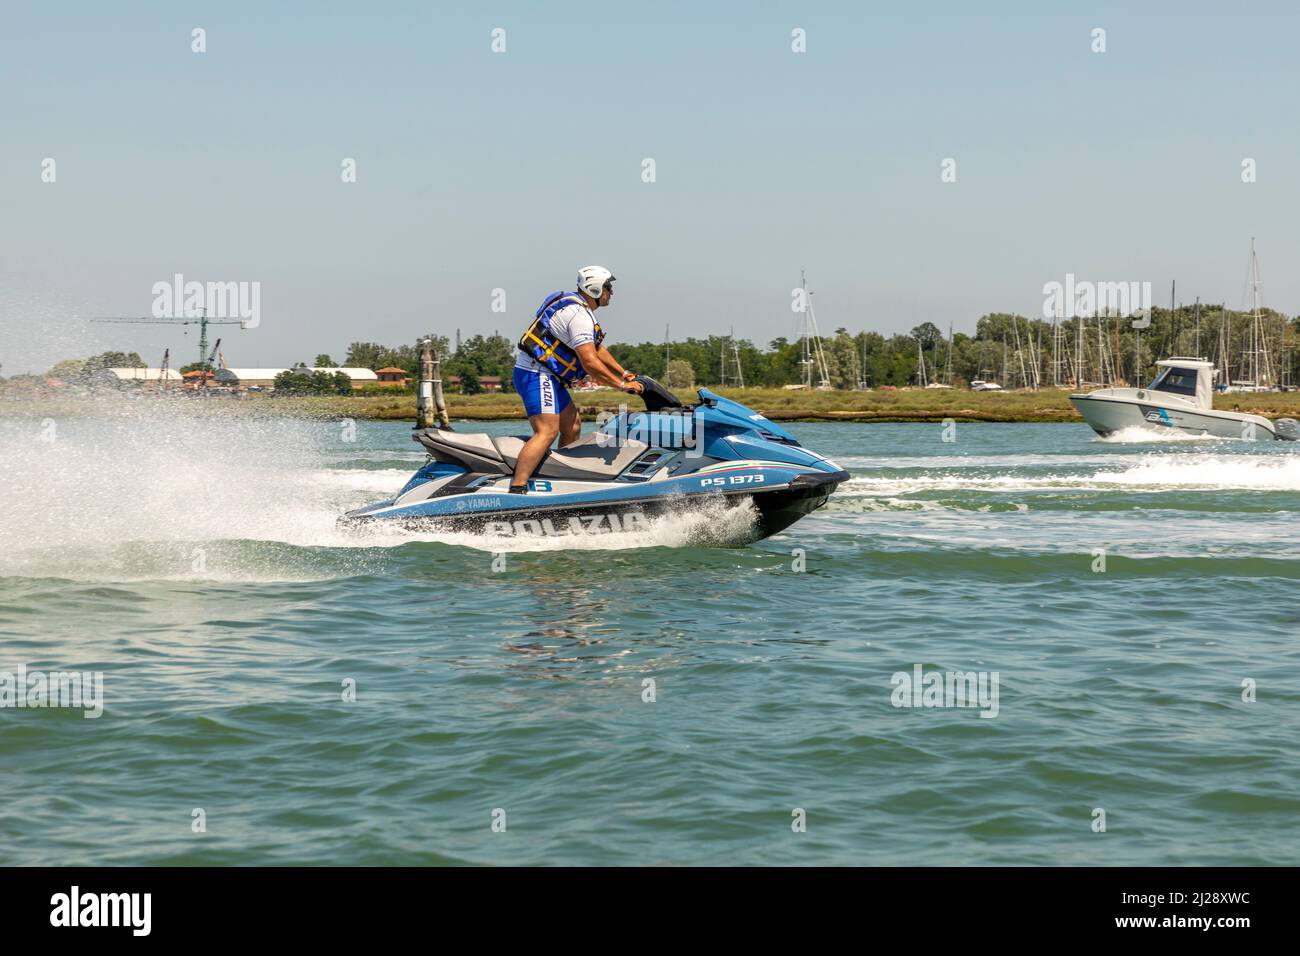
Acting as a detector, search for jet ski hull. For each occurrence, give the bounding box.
[339,468,850,542]
[749,470,847,537]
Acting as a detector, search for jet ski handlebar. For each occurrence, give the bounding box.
[632,375,686,411]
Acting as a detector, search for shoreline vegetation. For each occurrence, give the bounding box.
[8,301,1299,423]
[8,387,1300,424]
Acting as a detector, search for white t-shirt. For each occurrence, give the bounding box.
[515,300,598,374]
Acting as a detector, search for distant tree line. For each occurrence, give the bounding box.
[336,305,1300,391]
[604,305,1300,389]
[44,351,147,383]
[343,334,514,393]
[272,367,353,395]
[29,304,1300,392]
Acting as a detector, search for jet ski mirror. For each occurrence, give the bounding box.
[633,375,685,411]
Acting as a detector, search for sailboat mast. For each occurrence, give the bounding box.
[1169,280,1177,356]
[1220,306,1231,383]
[1251,237,1273,387]
[1052,311,1063,387]
[1034,321,1041,388]
[1114,316,1122,386]
[946,322,954,386]
[1251,239,1259,386]
[799,271,831,388]
[800,270,810,388]
[1011,316,1028,387]
[1097,314,1106,386]
[731,326,744,388]
[1075,316,1083,387]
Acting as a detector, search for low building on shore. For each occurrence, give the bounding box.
[95,368,185,387]
[446,374,503,392]
[214,367,379,390]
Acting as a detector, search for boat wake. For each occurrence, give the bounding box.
[367,495,760,552]
[1086,453,1300,490]
[0,408,372,581]
[0,405,760,582]
[838,452,1300,496]
[1094,426,1225,444]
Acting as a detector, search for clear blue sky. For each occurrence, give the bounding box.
[2,0,1297,373]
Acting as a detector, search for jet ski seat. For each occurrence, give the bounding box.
[492,433,648,480]
[414,430,508,474]
[414,429,648,480]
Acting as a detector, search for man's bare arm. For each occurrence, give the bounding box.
[596,345,633,381]
[575,343,642,392]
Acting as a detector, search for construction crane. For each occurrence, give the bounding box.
[92,308,245,384]
[201,339,223,388]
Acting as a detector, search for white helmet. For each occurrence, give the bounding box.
[577,265,615,299]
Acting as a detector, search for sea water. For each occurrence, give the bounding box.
[1,408,1297,864]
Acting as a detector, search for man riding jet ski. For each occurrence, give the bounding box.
[339,376,851,543]
[510,266,644,494]
[339,265,850,541]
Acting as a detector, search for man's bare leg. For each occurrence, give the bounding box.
[556,401,582,448]
[510,412,559,491]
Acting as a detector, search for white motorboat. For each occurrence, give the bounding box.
[1070,358,1298,441]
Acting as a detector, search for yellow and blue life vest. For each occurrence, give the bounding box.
[518,291,604,384]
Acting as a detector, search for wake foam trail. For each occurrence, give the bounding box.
[835,453,1120,469]
[1094,426,1225,444]
[1086,453,1300,490]
[0,400,761,581]
[372,496,761,553]
[840,451,1300,495]
[0,401,404,581]
[824,495,1027,514]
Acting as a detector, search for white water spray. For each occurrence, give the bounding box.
[0,399,758,581]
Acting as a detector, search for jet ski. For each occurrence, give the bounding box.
[339,376,850,541]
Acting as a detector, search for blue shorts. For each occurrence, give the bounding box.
[513,367,572,417]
